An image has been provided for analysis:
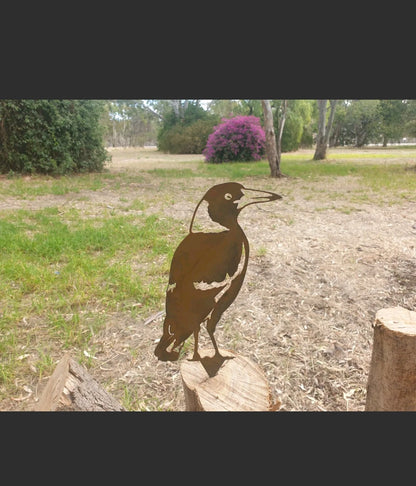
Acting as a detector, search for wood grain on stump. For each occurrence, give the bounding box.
[180,348,280,411]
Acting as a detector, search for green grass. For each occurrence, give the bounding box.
[0,208,181,318]
[139,150,416,196]
[1,173,105,198]
[0,204,186,394]
[146,168,196,179]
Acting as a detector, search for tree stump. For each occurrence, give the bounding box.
[366,307,416,411]
[180,348,280,411]
[34,353,125,411]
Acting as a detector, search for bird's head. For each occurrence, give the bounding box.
[190,182,282,231]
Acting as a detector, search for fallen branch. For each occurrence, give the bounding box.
[143,310,165,326]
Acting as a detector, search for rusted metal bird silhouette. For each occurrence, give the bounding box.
[154,182,281,362]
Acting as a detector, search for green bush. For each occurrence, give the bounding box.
[158,119,217,154]
[0,100,110,175]
[157,101,219,154]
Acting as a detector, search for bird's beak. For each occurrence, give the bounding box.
[154,320,188,362]
[154,334,181,361]
[235,188,282,211]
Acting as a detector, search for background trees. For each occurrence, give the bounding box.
[103,100,159,147]
[102,99,416,155]
[329,100,414,147]
[1,99,415,175]
[377,100,410,146]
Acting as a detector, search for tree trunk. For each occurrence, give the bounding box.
[366,307,416,411]
[324,100,337,146]
[313,100,337,160]
[180,348,280,411]
[313,100,328,160]
[171,100,180,118]
[261,99,284,178]
[277,100,288,154]
[34,353,125,411]
[171,100,186,120]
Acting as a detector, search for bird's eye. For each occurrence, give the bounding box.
[224,193,233,200]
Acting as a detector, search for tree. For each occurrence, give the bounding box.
[103,100,159,147]
[330,100,414,147]
[377,100,408,146]
[207,100,262,119]
[404,100,416,138]
[313,100,337,160]
[329,100,379,147]
[157,100,217,153]
[280,100,314,151]
[261,100,286,178]
[346,100,381,147]
[328,100,347,147]
[239,100,263,117]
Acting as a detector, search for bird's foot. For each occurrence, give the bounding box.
[187,352,201,362]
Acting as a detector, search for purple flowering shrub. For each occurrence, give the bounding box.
[203,115,266,163]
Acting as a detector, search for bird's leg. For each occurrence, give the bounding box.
[188,329,201,361]
[207,326,222,358]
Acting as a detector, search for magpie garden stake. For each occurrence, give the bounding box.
[154,182,282,365]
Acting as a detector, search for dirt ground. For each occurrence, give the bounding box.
[3,147,416,411]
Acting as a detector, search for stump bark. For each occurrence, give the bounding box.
[366,307,416,411]
[34,353,125,411]
[180,348,280,411]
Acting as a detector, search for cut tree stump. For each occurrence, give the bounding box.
[180,348,280,411]
[34,353,125,411]
[366,307,416,411]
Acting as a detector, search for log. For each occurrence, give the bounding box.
[34,353,125,411]
[366,307,416,411]
[180,348,280,411]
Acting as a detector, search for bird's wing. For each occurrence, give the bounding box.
[168,232,242,287]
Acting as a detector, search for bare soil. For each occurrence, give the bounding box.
[4,147,416,411]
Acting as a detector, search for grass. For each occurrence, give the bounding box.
[1,145,415,407]
[0,202,186,397]
[137,150,416,200]
[1,173,105,198]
